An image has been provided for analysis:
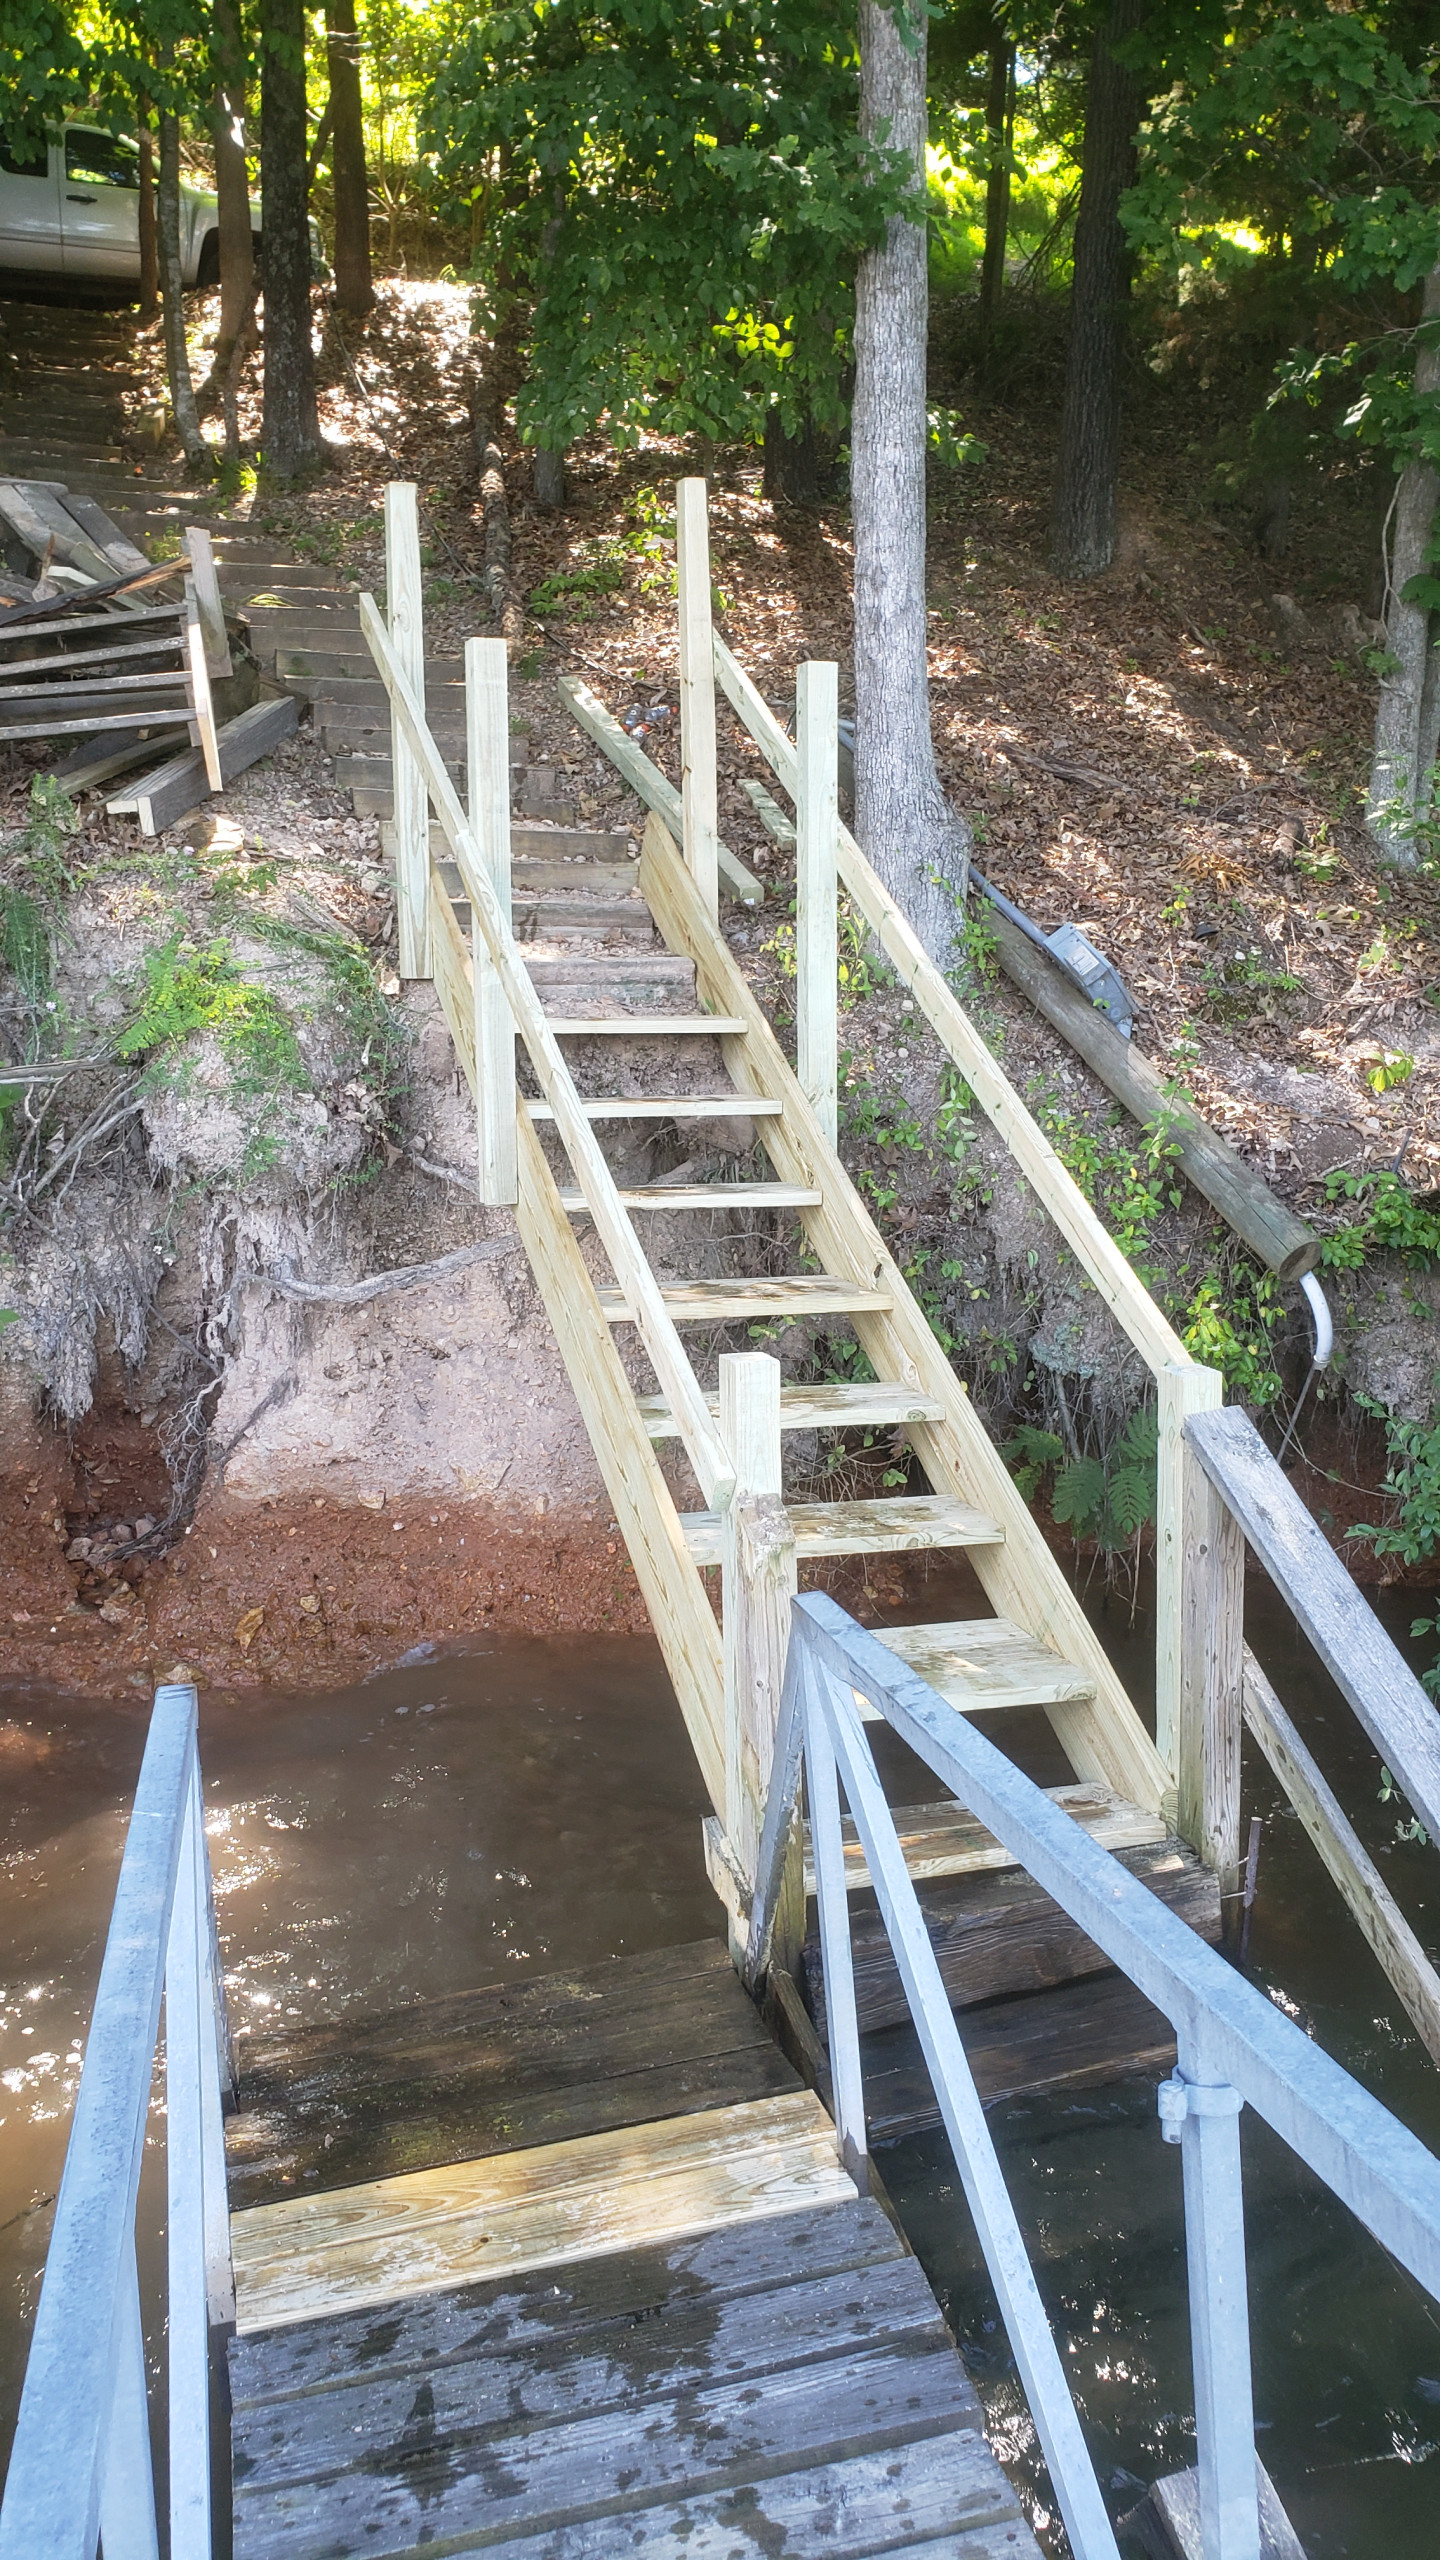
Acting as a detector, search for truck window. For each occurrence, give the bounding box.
[0,138,50,179]
[65,131,139,189]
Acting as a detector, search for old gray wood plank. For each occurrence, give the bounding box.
[861,1968,1178,2141]
[808,1840,1220,2038]
[230,2198,906,2405]
[106,693,298,835]
[1186,1403,1440,1841]
[233,2254,944,2489]
[231,2336,980,2559]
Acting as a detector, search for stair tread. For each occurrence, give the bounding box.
[547,1016,745,1037]
[797,1784,1167,1894]
[564,1181,815,1210]
[601,1274,891,1323]
[640,1380,945,1436]
[859,1616,1096,1714]
[525,1094,782,1121]
[682,1495,1001,1565]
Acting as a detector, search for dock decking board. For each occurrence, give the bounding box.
[230,2196,1038,2560]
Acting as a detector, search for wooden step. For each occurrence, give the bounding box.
[682,1494,1000,1566]
[862,1616,1096,1716]
[527,955,697,1002]
[565,1180,817,1213]
[640,1379,946,1437]
[548,1015,745,1038]
[600,1274,891,1326]
[525,1093,782,1123]
[797,1780,1167,1894]
[230,2089,853,2335]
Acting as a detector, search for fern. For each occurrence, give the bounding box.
[1052,1456,1107,1532]
[1005,1406,1158,1551]
[1003,1424,1064,1501]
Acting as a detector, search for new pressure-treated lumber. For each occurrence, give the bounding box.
[984,905,1319,1283]
[560,672,765,906]
[526,1092,783,1123]
[425,864,727,1800]
[566,1181,820,1212]
[1242,1646,1440,2065]
[466,635,518,1207]
[676,478,720,918]
[798,1781,1167,1894]
[597,1274,890,1323]
[1188,1403,1440,1846]
[639,1378,945,1434]
[870,1615,1096,1713]
[384,485,429,977]
[183,577,223,791]
[640,810,1171,1815]
[681,1493,1001,1564]
[796,659,839,1143]
[720,1357,797,1939]
[105,693,298,834]
[362,592,734,1512]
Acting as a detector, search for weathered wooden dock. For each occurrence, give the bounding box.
[224,1937,1041,2559]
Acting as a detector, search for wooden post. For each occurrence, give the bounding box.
[466,636,517,1207]
[1158,1362,1243,1898]
[720,1353,799,1971]
[385,482,430,978]
[675,476,719,920]
[796,660,839,1146]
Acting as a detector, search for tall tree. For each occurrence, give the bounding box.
[1049,0,1147,576]
[260,0,321,477]
[978,24,1015,359]
[157,103,209,468]
[136,105,159,323]
[1368,265,1440,864]
[325,0,373,318]
[210,0,254,368]
[852,0,971,967]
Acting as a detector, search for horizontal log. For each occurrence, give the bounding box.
[986,908,1318,1282]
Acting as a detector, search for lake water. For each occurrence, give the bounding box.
[1,1589,1437,2556]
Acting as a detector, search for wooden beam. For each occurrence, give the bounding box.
[1188,1403,1440,1847]
[183,576,223,792]
[718,638,1193,1382]
[184,525,232,675]
[796,661,838,1146]
[466,637,518,1208]
[1242,1646,1440,2067]
[383,484,430,978]
[985,907,1319,1283]
[639,810,1171,1817]
[426,861,727,1809]
[676,478,719,920]
[559,673,764,907]
[1157,1363,1238,1885]
[105,694,297,835]
[719,1355,798,1968]
[361,588,734,1513]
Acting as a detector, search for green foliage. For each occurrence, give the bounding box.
[1179,1267,1284,1407]
[1035,1091,1183,1285]
[1352,1401,1440,1566]
[424,0,908,452]
[1004,1408,1160,1552]
[1319,1167,1440,1272]
[1201,942,1303,1024]
[117,936,306,1096]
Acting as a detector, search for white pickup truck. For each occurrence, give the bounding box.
[0,122,257,286]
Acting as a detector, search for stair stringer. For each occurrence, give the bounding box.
[639,815,1170,1818]
[428,866,727,1809]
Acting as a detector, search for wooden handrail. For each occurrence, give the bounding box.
[712,633,1193,1381]
[360,593,736,1513]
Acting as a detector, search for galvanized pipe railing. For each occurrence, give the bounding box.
[0,1683,234,2560]
[753,1593,1440,2560]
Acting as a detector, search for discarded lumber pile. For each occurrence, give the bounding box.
[0,479,296,832]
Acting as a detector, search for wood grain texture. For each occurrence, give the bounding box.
[869,1616,1095,1713]
[640,1379,944,1435]
[383,483,429,977]
[467,634,518,1207]
[862,1967,1179,2137]
[232,2090,854,2332]
[721,1358,795,1922]
[525,1091,782,1122]
[676,477,720,918]
[800,1783,1167,1894]
[682,1494,1001,1565]
[807,1840,1221,2037]
[1188,1403,1440,1849]
[796,658,839,1143]
[600,1274,889,1323]
[639,810,1171,1815]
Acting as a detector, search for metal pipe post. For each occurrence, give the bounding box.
[1162,2036,1260,2560]
[804,1666,868,2184]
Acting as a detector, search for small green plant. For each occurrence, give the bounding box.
[1350,1398,1440,1567]
[118,936,305,1090]
[1201,943,1303,1022]
[1378,1759,1432,1840]
[1004,1409,1159,1551]
[1365,1048,1414,1095]
[1179,1269,1284,1406]
[1319,1168,1440,1271]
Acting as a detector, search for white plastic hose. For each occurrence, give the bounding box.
[1300,1270,1333,1371]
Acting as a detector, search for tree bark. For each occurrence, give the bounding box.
[978,33,1014,358]
[325,0,373,318]
[260,0,322,479]
[533,447,565,509]
[157,112,209,472]
[1368,266,1440,866]
[1049,0,1146,578]
[211,0,254,364]
[852,0,971,968]
[136,109,159,324]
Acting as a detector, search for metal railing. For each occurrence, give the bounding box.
[0,1683,234,2560]
[750,1592,1440,2560]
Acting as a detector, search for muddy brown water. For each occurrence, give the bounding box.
[1,1583,1438,2555]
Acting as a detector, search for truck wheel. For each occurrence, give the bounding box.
[196,232,220,289]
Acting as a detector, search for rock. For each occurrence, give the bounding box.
[356,1488,386,1511]
[99,1595,133,1626]
[163,1662,196,1685]
[66,1538,93,1562]
[133,1516,157,1540]
[233,1606,265,1652]
[111,1522,133,1545]
[298,1592,321,1614]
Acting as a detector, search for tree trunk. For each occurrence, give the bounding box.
[978,34,1014,357]
[136,109,159,324]
[260,0,322,480]
[1368,266,1440,866]
[157,112,209,472]
[212,0,254,365]
[1049,0,1146,578]
[326,0,373,318]
[763,407,822,507]
[533,446,565,509]
[852,0,971,968]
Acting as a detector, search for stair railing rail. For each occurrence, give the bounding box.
[751,1592,1440,2560]
[365,486,735,1515]
[0,1682,234,2560]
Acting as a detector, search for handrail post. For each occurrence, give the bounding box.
[805,1662,868,2186]
[676,476,719,919]
[166,1749,215,2560]
[720,1353,798,1969]
[1162,2038,1260,2560]
[1158,1362,1243,1900]
[467,635,518,1206]
[796,660,838,1146]
[100,2237,160,2560]
[385,481,430,978]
